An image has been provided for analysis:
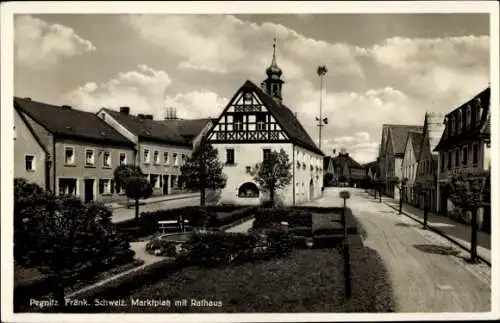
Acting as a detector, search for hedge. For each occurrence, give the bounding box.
[253,208,313,229]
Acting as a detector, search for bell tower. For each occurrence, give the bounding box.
[262,37,284,104]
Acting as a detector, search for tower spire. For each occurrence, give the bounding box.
[271,37,277,66]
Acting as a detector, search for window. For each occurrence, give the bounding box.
[59,178,77,196]
[153,151,160,165]
[119,152,127,165]
[246,166,251,173]
[226,149,235,165]
[64,147,75,165]
[85,149,95,166]
[243,92,253,103]
[100,113,106,120]
[181,154,186,164]
[103,151,111,168]
[462,146,468,165]
[25,155,35,171]
[447,151,452,169]
[450,116,455,134]
[473,144,479,164]
[440,154,446,171]
[150,174,160,188]
[475,98,483,124]
[98,179,112,195]
[163,152,169,165]
[455,150,460,168]
[143,149,150,163]
[173,153,178,166]
[263,149,271,162]
[234,114,243,131]
[466,105,472,127]
[256,114,266,131]
[457,110,462,132]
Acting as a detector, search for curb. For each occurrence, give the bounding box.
[109,194,200,210]
[384,202,491,267]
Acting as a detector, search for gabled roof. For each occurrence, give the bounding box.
[434,87,490,151]
[159,118,212,142]
[102,109,191,146]
[406,131,424,160]
[14,97,135,147]
[332,153,362,169]
[386,125,424,155]
[238,80,323,155]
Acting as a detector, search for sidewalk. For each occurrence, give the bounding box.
[105,192,200,210]
[382,196,491,265]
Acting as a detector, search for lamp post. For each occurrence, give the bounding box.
[339,190,351,299]
[316,65,328,151]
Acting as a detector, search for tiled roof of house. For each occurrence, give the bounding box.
[103,108,191,146]
[408,131,424,160]
[14,97,135,147]
[323,156,332,170]
[332,153,362,169]
[387,125,424,155]
[159,118,212,142]
[434,87,490,151]
[242,80,323,155]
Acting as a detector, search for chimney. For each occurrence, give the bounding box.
[145,114,153,120]
[138,113,146,119]
[120,107,130,114]
[24,97,32,101]
[61,105,72,109]
[164,107,178,120]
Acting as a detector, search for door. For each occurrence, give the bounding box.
[84,179,94,203]
[163,175,169,195]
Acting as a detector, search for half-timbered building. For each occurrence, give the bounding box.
[206,40,324,205]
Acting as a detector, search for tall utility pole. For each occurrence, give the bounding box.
[316,65,328,151]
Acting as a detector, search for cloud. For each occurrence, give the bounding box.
[65,64,227,119]
[15,15,96,69]
[124,14,365,83]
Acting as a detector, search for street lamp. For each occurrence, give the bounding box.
[316,65,328,150]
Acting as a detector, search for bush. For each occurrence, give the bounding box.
[253,208,312,229]
[145,239,178,257]
[266,227,293,258]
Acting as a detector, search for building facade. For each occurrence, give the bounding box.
[331,149,365,187]
[206,41,323,206]
[401,131,423,205]
[15,98,136,203]
[380,124,424,198]
[414,112,446,212]
[434,87,491,230]
[97,108,208,196]
[14,107,48,189]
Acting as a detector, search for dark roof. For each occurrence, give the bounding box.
[103,109,191,146]
[407,131,424,159]
[159,118,211,142]
[434,87,490,151]
[323,156,331,170]
[241,80,323,155]
[14,97,135,147]
[332,153,362,169]
[387,125,424,155]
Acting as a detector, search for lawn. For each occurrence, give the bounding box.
[78,245,394,313]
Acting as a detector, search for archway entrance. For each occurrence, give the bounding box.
[238,182,260,198]
[309,179,314,200]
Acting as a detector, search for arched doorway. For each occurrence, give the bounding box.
[238,182,259,198]
[309,179,314,200]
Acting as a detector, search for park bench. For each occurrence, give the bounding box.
[158,217,191,233]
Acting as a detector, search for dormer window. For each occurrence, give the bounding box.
[466,105,472,128]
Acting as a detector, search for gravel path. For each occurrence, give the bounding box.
[309,188,491,312]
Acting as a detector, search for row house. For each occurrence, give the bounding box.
[414,112,446,212]
[97,107,211,197]
[363,161,378,180]
[401,131,423,205]
[434,87,491,230]
[206,40,324,205]
[14,97,136,203]
[381,124,424,198]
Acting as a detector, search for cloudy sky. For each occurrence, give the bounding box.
[14,13,490,163]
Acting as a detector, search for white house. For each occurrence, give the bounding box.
[206,40,324,205]
[401,131,423,205]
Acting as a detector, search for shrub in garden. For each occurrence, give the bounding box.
[253,208,312,229]
[265,226,294,258]
[145,239,178,257]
